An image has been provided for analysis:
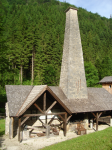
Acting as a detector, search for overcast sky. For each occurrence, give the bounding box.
[59,0,112,19]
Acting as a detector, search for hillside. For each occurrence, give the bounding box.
[0,0,112,104]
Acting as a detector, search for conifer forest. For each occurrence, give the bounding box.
[0,0,112,108]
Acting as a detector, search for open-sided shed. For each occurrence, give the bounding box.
[5,85,73,141]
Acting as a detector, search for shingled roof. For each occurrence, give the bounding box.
[69,88,112,113]
[5,85,72,117]
[99,76,112,83]
[5,85,33,116]
[5,85,112,117]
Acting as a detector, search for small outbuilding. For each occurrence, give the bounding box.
[99,76,112,94]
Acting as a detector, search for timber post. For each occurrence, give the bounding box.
[18,117,22,142]
[64,112,67,136]
[43,92,47,124]
[91,112,103,131]
[96,112,98,131]
[43,92,46,111]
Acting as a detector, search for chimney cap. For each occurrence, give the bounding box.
[65,7,78,13]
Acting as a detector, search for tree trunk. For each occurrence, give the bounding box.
[31,51,34,85]
[14,65,16,84]
[20,65,23,84]
[9,57,10,69]
[31,47,35,85]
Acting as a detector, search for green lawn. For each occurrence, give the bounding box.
[41,127,112,150]
[0,119,5,136]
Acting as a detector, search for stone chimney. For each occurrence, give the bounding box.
[59,7,88,99]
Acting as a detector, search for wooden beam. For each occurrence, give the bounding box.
[18,117,21,142]
[46,101,57,114]
[48,115,55,125]
[34,103,44,114]
[38,118,46,127]
[23,112,66,117]
[92,112,103,121]
[98,112,103,118]
[58,114,65,122]
[17,86,47,116]
[91,112,96,118]
[67,115,72,122]
[57,118,62,124]
[64,113,67,136]
[46,87,72,114]
[21,117,29,126]
[43,92,46,111]
[45,115,47,124]
[96,112,98,131]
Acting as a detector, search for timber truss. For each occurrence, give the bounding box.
[17,89,72,142]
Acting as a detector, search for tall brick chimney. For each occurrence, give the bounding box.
[59,7,88,99]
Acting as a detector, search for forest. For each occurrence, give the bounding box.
[0,0,112,109]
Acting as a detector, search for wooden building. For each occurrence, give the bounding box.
[99,76,112,94]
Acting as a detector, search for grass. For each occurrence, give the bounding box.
[41,127,112,150]
[0,119,5,136]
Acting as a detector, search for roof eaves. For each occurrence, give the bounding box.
[65,7,78,13]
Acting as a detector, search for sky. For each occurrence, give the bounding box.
[59,0,112,19]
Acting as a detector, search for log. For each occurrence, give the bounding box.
[46,101,57,114]
[23,112,66,117]
[43,92,46,111]
[18,117,21,142]
[34,103,44,114]
[96,112,98,131]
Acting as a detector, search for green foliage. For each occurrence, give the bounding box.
[41,127,112,150]
[84,62,99,87]
[0,108,5,113]
[0,0,112,103]
[100,56,112,79]
[43,64,57,86]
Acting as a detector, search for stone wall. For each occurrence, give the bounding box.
[5,102,10,135]
[60,8,88,99]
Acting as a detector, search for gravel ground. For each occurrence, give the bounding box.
[0,124,110,150]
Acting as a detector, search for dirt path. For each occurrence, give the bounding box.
[0,125,109,150]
